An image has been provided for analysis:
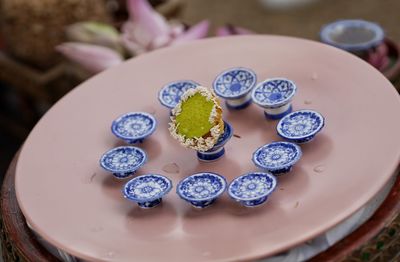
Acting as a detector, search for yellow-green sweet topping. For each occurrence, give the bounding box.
[175,93,214,138]
[169,86,224,151]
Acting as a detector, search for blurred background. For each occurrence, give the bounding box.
[0,0,399,179]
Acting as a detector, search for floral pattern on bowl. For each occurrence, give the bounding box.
[176,172,227,208]
[252,141,302,175]
[277,109,325,143]
[213,67,257,109]
[100,146,146,179]
[158,80,199,109]
[111,112,157,144]
[251,78,297,119]
[228,172,277,207]
[123,174,172,208]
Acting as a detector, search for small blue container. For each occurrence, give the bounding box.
[197,121,233,162]
[100,146,147,179]
[228,172,277,207]
[277,109,325,143]
[176,172,227,208]
[213,67,257,110]
[252,141,302,175]
[123,174,172,208]
[320,19,385,53]
[251,78,297,119]
[111,112,157,144]
[158,80,199,109]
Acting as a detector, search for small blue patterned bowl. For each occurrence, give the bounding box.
[111,112,157,144]
[213,67,257,110]
[158,80,199,109]
[123,174,172,208]
[251,78,297,119]
[228,172,277,207]
[197,121,233,162]
[176,172,227,208]
[277,110,325,143]
[100,146,147,179]
[252,142,302,175]
[320,19,384,53]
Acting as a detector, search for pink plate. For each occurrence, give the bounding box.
[15,36,400,261]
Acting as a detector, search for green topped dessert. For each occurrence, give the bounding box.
[169,86,224,152]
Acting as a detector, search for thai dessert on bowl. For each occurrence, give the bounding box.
[169,86,230,161]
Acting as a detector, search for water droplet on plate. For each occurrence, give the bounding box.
[313,165,325,173]
[162,163,180,174]
[90,226,103,232]
[311,72,318,80]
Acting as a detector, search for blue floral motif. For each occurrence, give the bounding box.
[158,80,199,108]
[124,174,172,203]
[100,146,146,174]
[277,110,325,142]
[228,172,277,207]
[252,142,302,174]
[252,78,297,108]
[112,112,156,143]
[213,67,257,99]
[177,172,227,208]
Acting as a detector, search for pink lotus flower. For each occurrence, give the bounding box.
[121,0,210,55]
[56,43,123,73]
[215,24,255,37]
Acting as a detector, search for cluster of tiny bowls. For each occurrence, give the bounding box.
[119,171,278,209]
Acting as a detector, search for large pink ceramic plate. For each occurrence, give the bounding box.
[15,36,400,261]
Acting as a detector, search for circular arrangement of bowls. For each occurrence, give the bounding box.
[277,110,325,143]
[252,142,302,175]
[228,172,277,207]
[123,174,173,208]
[158,80,199,109]
[196,121,233,162]
[251,78,297,119]
[111,112,157,144]
[320,19,385,53]
[176,172,227,208]
[213,67,257,109]
[99,146,147,179]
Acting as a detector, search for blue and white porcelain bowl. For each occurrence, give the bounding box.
[176,172,227,208]
[252,142,302,175]
[277,110,325,143]
[320,19,385,53]
[197,121,233,162]
[111,112,157,144]
[228,172,277,207]
[123,174,172,208]
[158,80,199,109]
[100,146,147,179]
[251,78,297,119]
[213,67,257,110]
